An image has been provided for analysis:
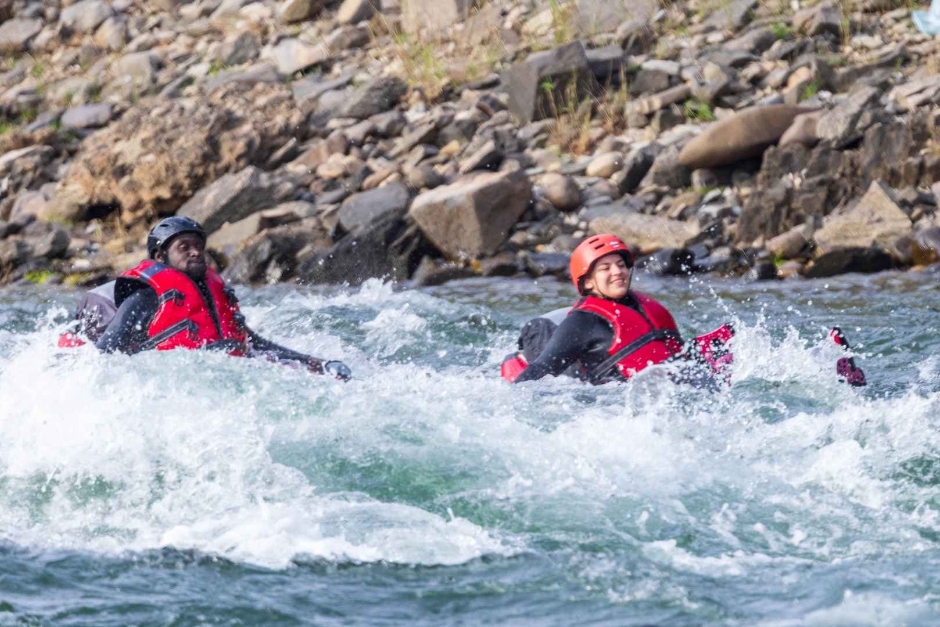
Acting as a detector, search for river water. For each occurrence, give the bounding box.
[1,270,939,626]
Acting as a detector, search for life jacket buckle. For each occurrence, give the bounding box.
[223,286,239,304]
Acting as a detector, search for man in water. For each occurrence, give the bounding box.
[70,216,351,380]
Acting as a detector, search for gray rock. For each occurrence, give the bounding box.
[402,0,473,33]
[325,25,370,51]
[0,240,31,269]
[337,0,374,24]
[60,103,113,129]
[60,0,112,33]
[0,18,43,52]
[630,68,670,97]
[272,38,330,75]
[767,223,813,259]
[299,213,431,284]
[703,0,758,30]
[115,51,160,84]
[410,257,476,286]
[576,0,656,35]
[641,145,691,190]
[814,181,912,254]
[279,0,326,23]
[459,139,501,174]
[793,1,842,38]
[220,32,260,66]
[94,16,128,52]
[177,166,297,234]
[805,247,893,278]
[747,261,779,281]
[589,212,699,254]
[409,169,533,259]
[585,45,627,82]
[501,41,599,125]
[725,28,776,55]
[406,165,442,190]
[627,84,692,116]
[338,182,411,233]
[291,71,354,102]
[586,152,623,178]
[372,110,407,137]
[524,252,569,277]
[610,144,660,195]
[779,110,823,148]
[816,87,882,148]
[617,18,655,55]
[224,220,331,284]
[691,168,719,190]
[537,172,581,212]
[204,64,280,92]
[30,227,70,259]
[339,76,408,119]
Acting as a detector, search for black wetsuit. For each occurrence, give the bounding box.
[95,285,320,368]
[514,294,686,383]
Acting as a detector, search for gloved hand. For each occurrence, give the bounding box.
[323,360,352,381]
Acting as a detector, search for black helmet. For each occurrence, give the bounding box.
[147,216,206,259]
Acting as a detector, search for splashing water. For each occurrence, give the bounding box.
[1,273,940,625]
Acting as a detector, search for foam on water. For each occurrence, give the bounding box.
[2,276,940,623]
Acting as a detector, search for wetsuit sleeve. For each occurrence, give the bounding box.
[513,311,609,383]
[245,328,326,373]
[95,288,159,354]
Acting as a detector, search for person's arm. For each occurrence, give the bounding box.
[95,288,158,354]
[246,328,351,380]
[513,311,606,383]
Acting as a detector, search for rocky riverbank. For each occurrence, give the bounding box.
[1,0,940,289]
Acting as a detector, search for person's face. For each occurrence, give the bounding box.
[583,253,631,300]
[159,233,207,280]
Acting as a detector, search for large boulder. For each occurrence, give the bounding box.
[61,103,113,129]
[813,180,912,255]
[678,105,814,170]
[409,170,532,259]
[338,182,412,233]
[501,42,599,125]
[588,210,700,255]
[299,213,432,284]
[223,219,331,284]
[60,0,112,33]
[55,82,306,224]
[177,166,297,234]
[0,18,43,52]
[402,0,474,33]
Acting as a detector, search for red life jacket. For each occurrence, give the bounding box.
[117,260,248,355]
[572,291,683,381]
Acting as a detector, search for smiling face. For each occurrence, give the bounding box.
[583,252,631,300]
[158,232,207,281]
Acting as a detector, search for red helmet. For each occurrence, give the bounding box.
[569,234,634,294]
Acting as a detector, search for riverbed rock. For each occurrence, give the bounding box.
[60,0,112,34]
[60,103,113,129]
[278,0,325,23]
[913,226,940,266]
[502,42,598,125]
[586,152,623,178]
[409,169,532,259]
[402,0,473,33]
[679,106,814,170]
[805,247,893,278]
[337,0,374,24]
[576,0,656,35]
[767,223,814,259]
[338,182,412,233]
[178,166,297,234]
[300,213,431,284]
[224,219,331,284]
[339,77,408,120]
[271,38,330,75]
[641,146,690,190]
[0,18,43,52]
[779,110,823,148]
[537,173,581,212]
[588,211,699,254]
[813,180,912,255]
[816,87,881,148]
